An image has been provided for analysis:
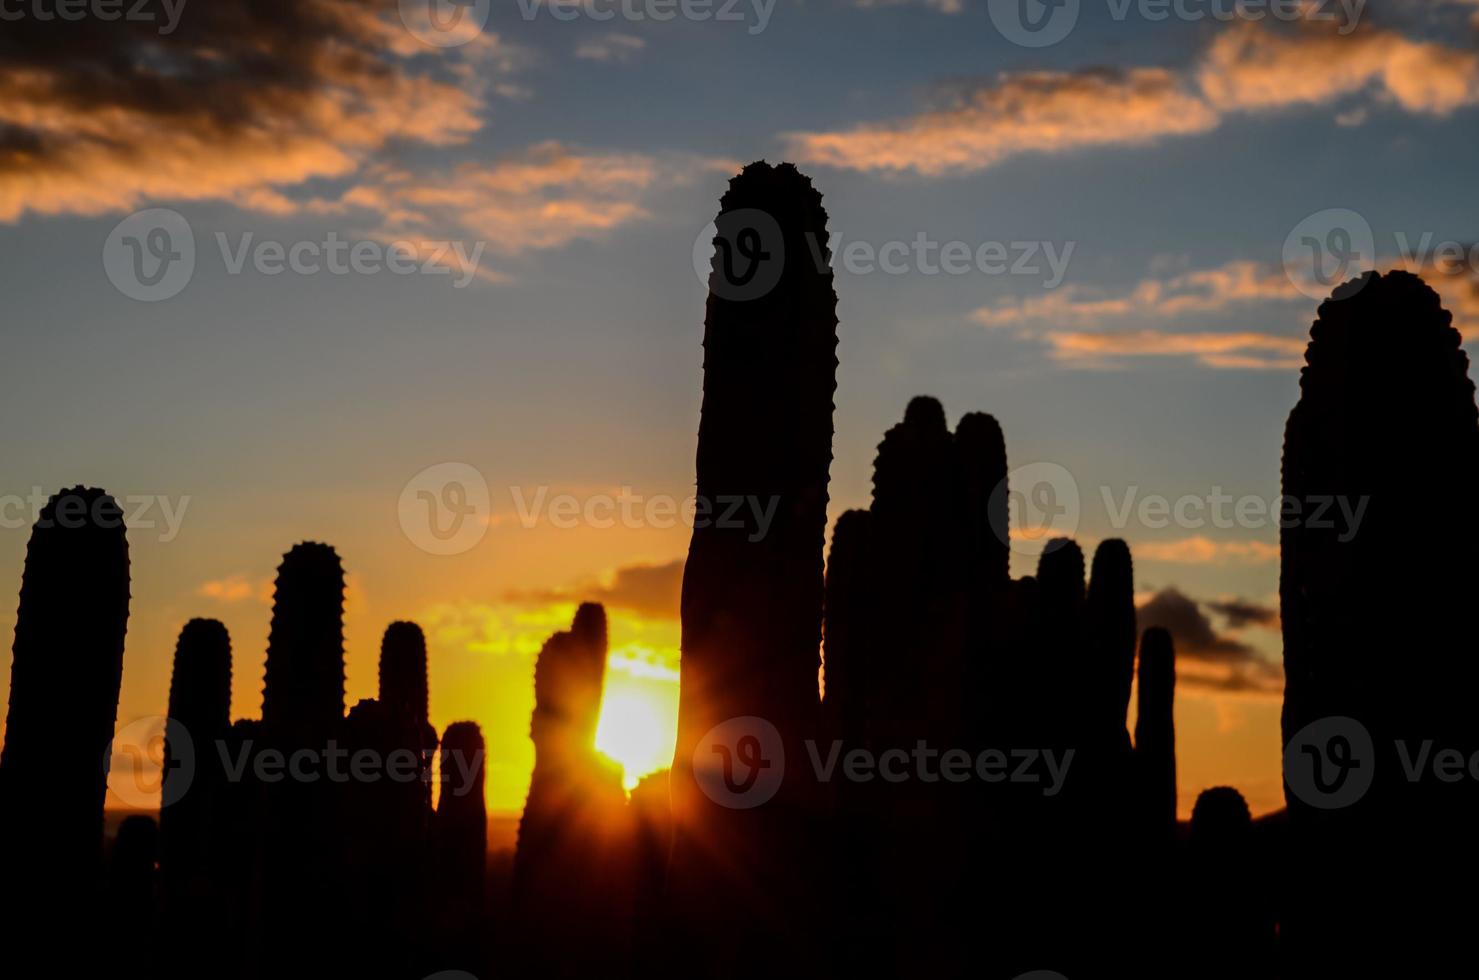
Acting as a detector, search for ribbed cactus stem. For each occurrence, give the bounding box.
[822,509,874,746]
[261,542,345,740]
[1086,539,1137,746]
[953,411,1010,591]
[0,486,131,888]
[160,618,232,903]
[1133,626,1176,837]
[435,720,487,905]
[379,621,430,725]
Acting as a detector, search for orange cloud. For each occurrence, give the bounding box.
[787,68,1218,177]
[972,260,1302,328]
[1136,537,1280,564]
[1045,330,1305,370]
[787,19,1479,176]
[196,576,271,603]
[0,0,505,222]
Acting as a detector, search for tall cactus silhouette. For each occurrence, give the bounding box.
[1133,626,1176,840]
[257,541,347,977]
[821,508,874,749]
[160,617,232,944]
[379,621,437,810]
[261,542,344,740]
[514,603,630,974]
[670,161,839,976]
[433,720,488,973]
[1280,271,1479,973]
[0,486,130,898]
[341,697,429,978]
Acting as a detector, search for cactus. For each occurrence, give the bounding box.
[432,720,488,973]
[514,604,630,974]
[160,618,232,908]
[257,541,346,976]
[1132,627,1177,841]
[108,814,160,951]
[0,486,130,895]
[379,621,437,810]
[435,720,487,908]
[953,411,1012,593]
[1280,271,1479,973]
[261,542,344,740]
[669,161,839,974]
[340,697,428,978]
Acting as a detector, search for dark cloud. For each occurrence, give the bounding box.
[1205,598,1280,630]
[1137,587,1253,659]
[504,559,684,621]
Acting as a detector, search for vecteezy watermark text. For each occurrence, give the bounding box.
[987,0,1363,48]
[515,0,775,34]
[104,208,487,301]
[0,487,189,542]
[0,0,186,33]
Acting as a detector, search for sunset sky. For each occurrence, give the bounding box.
[2,0,1478,817]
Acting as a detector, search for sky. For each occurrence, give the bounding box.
[2,0,1478,818]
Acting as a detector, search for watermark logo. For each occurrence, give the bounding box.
[1284,715,1373,810]
[694,208,786,302]
[996,461,1080,557]
[104,208,196,302]
[399,462,490,556]
[398,0,491,48]
[1,0,187,33]
[1283,208,1377,300]
[106,715,194,809]
[693,716,784,809]
[988,0,1080,47]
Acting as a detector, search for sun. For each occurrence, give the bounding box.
[594,680,679,791]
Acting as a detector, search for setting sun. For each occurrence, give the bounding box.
[595,670,680,791]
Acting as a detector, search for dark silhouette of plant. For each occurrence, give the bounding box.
[821,508,874,750]
[1183,787,1272,979]
[1133,627,1177,841]
[514,603,630,975]
[108,814,160,962]
[257,541,347,977]
[433,720,488,975]
[0,486,130,902]
[341,697,428,978]
[1280,270,1479,974]
[160,618,232,906]
[158,618,232,976]
[261,542,344,740]
[379,620,437,810]
[670,160,838,977]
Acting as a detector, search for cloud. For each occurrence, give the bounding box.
[787,67,1218,177]
[787,18,1479,176]
[1197,19,1479,116]
[1205,597,1280,630]
[575,33,647,63]
[1135,537,1280,564]
[1137,587,1254,659]
[197,575,271,603]
[504,558,684,620]
[308,142,674,272]
[1045,330,1305,370]
[0,0,520,222]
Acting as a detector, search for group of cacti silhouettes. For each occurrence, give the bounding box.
[1,162,1474,978]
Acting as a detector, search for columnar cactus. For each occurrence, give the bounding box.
[257,541,346,976]
[379,621,437,810]
[160,618,232,907]
[670,161,839,974]
[952,410,1011,594]
[435,720,487,908]
[1280,271,1479,972]
[261,542,344,740]
[515,604,630,974]
[340,697,428,978]
[1132,627,1177,842]
[0,486,130,893]
[433,720,488,973]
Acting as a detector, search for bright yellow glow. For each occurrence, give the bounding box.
[595,651,680,790]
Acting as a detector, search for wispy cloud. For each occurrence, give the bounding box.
[787,18,1479,176]
[1135,537,1280,564]
[0,0,517,222]
[575,33,647,63]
